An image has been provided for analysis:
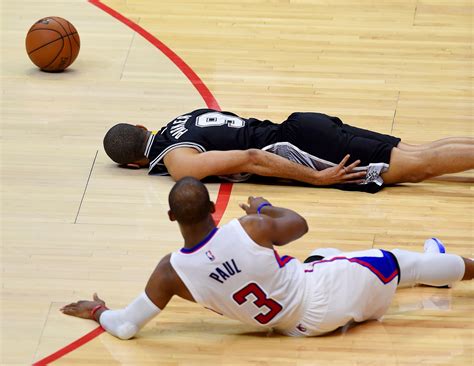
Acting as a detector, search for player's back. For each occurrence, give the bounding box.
[146,109,279,176]
[170,219,309,331]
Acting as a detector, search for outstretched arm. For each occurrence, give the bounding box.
[238,196,308,247]
[164,148,366,186]
[61,255,177,340]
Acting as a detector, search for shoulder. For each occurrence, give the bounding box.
[149,254,181,287]
[156,253,173,273]
[238,215,274,249]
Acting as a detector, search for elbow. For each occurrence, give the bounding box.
[170,172,188,181]
[246,149,262,167]
[244,149,266,174]
[301,217,309,236]
[114,323,139,340]
[169,170,205,182]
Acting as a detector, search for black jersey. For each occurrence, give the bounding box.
[144,109,400,192]
[145,109,279,175]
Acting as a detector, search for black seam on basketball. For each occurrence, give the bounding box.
[50,21,74,68]
[28,28,63,35]
[27,35,64,55]
[48,18,74,70]
[71,34,80,47]
[68,31,81,48]
[50,17,70,37]
[42,36,65,69]
[50,19,80,42]
[67,22,80,47]
[71,33,80,47]
[65,33,73,68]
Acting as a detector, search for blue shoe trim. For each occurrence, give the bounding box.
[431,237,446,254]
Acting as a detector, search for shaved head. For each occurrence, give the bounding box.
[168,177,212,224]
[103,123,148,164]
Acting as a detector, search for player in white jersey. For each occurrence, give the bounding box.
[61,177,473,338]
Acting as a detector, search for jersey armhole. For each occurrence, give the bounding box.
[148,142,206,173]
[169,253,205,305]
[231,219,275,255]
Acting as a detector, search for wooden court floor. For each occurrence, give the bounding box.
[1,0,473,364]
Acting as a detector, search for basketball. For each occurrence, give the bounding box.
[25,16,80,72]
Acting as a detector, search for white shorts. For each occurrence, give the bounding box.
[283,249,399,336]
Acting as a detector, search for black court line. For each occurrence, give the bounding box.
[32,301,53,364]
[120,26,137,80]
[413,1,419,26]
[391,91,400,134]
[74,150,98,224]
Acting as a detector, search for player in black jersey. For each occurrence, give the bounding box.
[103,109,474,192]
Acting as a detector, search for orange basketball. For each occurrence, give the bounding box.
[25,16,80,72]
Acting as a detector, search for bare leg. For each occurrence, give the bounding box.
[398,138,474,151]
[382,145,474,184]
[462,258,474,280]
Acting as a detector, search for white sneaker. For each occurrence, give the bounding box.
[424,237,446,254]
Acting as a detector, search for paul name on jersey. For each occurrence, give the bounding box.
[209,259,242,284]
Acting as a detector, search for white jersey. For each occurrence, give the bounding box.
[170,219,310,331]
[170,221,400,336]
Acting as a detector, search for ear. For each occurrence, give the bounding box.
[168,210,176,221]
[135,124,148,131]
[210,202,216,214]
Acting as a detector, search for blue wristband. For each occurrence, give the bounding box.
[257,202,272,215]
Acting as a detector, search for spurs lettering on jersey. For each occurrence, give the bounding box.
[169,115,191,139]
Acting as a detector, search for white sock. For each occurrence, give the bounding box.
[391,249,465,287]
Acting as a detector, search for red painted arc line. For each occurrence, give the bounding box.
[32,0,232,364]
[212,182,233,224]
[89,0,221,111]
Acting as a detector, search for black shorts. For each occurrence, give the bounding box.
[278,112,400,165]
[274,112,401,192]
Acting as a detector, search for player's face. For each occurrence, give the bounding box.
[122,125,150,169]
[123,157,150,169]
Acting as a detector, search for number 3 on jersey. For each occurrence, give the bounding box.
[196,112,245,128]
[232,282,283,324]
